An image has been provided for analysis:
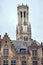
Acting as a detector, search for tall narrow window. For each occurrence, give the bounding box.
[22,60,26,65]
[0,43,1,50]
[42,48,43,56]
[32,50,37,57]
[17,28,18,34]
[3,49,9,57]
[20,11,22,18]
[11,60,16,65]
[24,11,26,18]
[41,58,43,65]
[33,61,37,65]
[27,48,29,54]
[3,60,8,65]
[0,60,1,65]
[24,37,28,41]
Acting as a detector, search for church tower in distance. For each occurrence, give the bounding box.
[16,4,31,41]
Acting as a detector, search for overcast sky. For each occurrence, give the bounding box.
[0,0,43,43]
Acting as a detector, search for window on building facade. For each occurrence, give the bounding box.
[11,60,16,65]
[33,61,37,65]
[24,21,26,25]
[24,11,26,18]
[22,60,26,65]
[5,41,7,43]
[27,48,29,54]
[20,11,22,18]
[42,48,43,56]
[3,60,8,65]
[32,50,37,57]
[0,43,1,50]
[20,48,26,54]
[0,59,1,65]
[41,57,43,65]
[24,37,28,41]
[42,63,43,65]
[3,49,9,57]
[17,28,18,34]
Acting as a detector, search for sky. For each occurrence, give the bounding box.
[0,0,43,43]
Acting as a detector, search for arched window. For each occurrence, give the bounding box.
[24,37,28,41]
[20,11,22,18]
[24,11,26,18]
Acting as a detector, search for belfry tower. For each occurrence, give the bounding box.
[16,4,31,41]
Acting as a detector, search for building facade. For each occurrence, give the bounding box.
[0,4,43,65]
